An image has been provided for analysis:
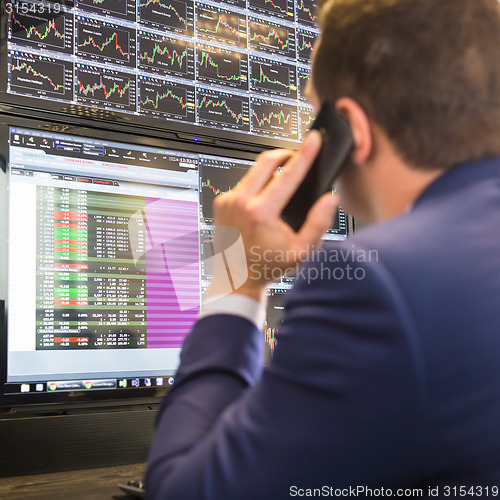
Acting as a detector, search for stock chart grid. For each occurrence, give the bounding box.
[6,0,319,141]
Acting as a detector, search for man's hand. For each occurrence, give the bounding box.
[207,130,340,304]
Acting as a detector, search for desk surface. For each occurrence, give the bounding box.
[0,463,145,500]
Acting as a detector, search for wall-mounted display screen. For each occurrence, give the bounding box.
[4,0,320,146]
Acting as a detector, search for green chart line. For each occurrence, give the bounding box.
[298,0,316,22]
[252,108,293,133]
[250,28,289,50]
[140,0,188,28]
[198,14,239,35]
[10,61,64,91]
[140,88,188,109]
[78,79,130,99]
[78,32,130,59]
[198,96,244,122]
[252,64,290,89]
[13,12,64,41]
[199,51,244,81]
[140,43,187,67]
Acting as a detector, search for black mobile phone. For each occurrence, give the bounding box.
[281,102,354,232]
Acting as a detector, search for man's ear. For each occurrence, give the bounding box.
[335,97,373,164]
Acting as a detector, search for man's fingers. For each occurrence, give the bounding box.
[237,149,295,198]
[259,130,322,214]
[296,192,340,248]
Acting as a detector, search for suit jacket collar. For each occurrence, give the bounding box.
[412,156,500,210]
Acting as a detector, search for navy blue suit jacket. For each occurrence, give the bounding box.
[146,159,500,498]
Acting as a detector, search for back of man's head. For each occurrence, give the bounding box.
[313,0,500,169]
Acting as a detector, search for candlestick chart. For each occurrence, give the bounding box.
[248,0,294,21]
[250,56,297,99]
[297,28,317,63]
[138,32,194,78]
[11,10,63,48]
[265,289,290,355]
[8,52,73,99]
[196,4,247,48]
[139,76,195,121]
[79,0,136,21]
[298,67,311,102]
[197,45,248,90]
[197,89,250,131]
[76,17,136,67]
[249,18,296,59]
[300,107,315,140]
[296,0,317,26]
[76,65,136,111]
[200,159,250,220]
[251,98,298,138]
[139,0,194,35]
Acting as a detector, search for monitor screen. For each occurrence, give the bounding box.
[1,121,349,400]
[5,125,202,395]
[2,0,319,148]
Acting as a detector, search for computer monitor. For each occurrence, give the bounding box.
[0,116,246,402]
[1,0,320,149]
[0,116,351,406]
